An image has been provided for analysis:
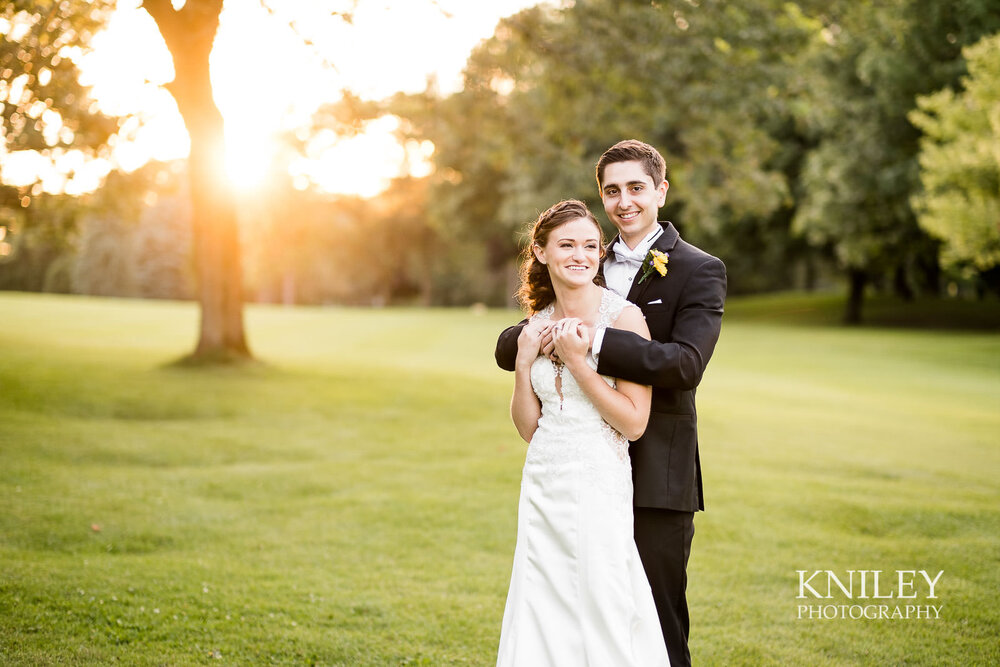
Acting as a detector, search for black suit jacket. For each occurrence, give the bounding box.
[495,222,726,511]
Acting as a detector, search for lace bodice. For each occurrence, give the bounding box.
[527,288,633,469]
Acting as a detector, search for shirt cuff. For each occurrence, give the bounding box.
[592,327,606,358]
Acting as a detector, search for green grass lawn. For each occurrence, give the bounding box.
[1,292,998,665]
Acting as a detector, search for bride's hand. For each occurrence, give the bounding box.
[552,318,589,368]
[516,320,551,370]
[542,327,558,362]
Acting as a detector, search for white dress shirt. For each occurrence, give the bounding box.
[593,225,663,356]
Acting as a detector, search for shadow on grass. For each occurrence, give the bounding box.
[166,346,263,369]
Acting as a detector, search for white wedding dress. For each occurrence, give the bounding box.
[497,288,669,667]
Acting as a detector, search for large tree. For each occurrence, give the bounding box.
[140,0,249,362]
[392,0,820,304]
[791,0,1000,322]
[909,32,1000,284]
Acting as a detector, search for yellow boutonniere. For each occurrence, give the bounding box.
[637,249,669,284]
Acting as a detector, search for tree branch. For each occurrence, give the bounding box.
[258,0,360,73]
[141,0,224,57]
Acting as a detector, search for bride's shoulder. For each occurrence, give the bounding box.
[600,289,647,336]
[598,288,636,327]
[612,304,649,338]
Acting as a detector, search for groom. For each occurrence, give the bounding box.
[495,139,726,666]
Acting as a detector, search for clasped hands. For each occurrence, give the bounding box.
[515,318,595,370]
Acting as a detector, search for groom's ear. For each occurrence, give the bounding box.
[657,180,669,207]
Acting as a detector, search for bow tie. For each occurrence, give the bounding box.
[612,240,647,269]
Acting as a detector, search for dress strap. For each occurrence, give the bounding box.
[596,288,630,329]
[530,303,556,323]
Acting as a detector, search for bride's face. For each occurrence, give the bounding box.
[534,217,602,287]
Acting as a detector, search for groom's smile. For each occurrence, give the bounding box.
[600,160,669,247]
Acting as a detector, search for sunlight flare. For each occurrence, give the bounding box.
[3,0,539,198]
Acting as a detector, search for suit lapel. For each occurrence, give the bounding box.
[626,222,679,305]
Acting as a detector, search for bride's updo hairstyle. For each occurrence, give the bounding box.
[516,199,606,313]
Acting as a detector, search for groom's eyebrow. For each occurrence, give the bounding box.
[604,180,645,193]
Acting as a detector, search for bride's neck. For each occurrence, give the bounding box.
[551,283,602,321]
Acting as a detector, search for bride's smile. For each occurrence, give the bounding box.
[533,216,602,287]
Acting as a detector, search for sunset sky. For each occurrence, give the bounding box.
[15,0,544,198]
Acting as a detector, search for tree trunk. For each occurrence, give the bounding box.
[143,0,251,362]
[893,263,914,301]
[844,268,866,325]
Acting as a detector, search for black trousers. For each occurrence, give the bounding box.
[634,507,696,667]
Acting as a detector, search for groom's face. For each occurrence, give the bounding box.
[599,160,668,246]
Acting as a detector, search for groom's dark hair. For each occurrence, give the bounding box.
[596,139,667,189]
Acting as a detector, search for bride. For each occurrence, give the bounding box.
[497,200,669,666]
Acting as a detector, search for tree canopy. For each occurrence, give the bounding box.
[910,33,1000,278]
[388,0,1000,313]
[0,0,118,203]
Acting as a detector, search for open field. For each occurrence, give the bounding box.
[1,292,998,665]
